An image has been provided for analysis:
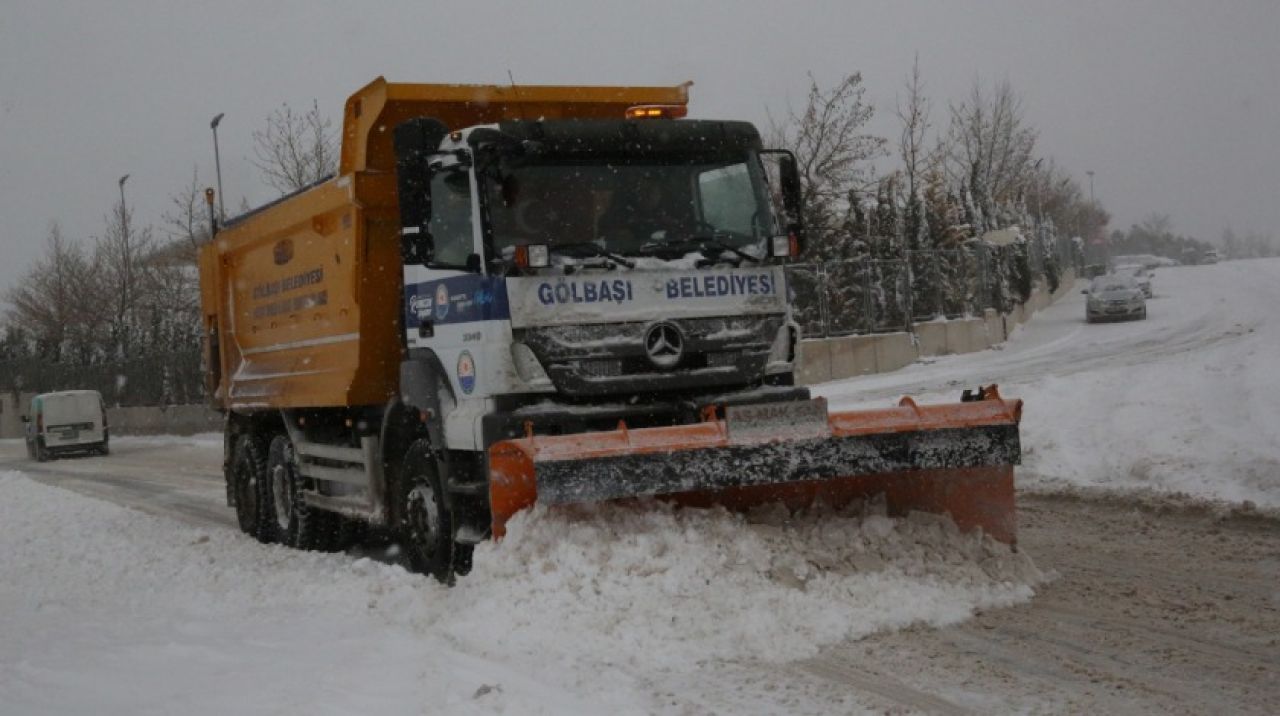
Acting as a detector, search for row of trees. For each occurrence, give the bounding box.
[771,62,1110,258]
[769,62,1097,331]
[1107,213,1215,263]
[1,102,338,405]
[1219,227,1276,260]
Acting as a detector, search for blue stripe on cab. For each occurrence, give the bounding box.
[404,275,511,327]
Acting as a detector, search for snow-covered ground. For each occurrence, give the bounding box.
[0,470,1040,715]
[2,259,1276,714]
[819,258,1280,509]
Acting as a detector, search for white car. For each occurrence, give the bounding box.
[1114,264,1153,297]
[1085,275,1147,323]
[23,390,110,461]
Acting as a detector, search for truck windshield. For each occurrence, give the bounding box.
[484,156,776,261]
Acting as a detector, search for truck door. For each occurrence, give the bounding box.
[401,158,505,446]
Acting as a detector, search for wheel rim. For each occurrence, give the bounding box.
[271,463,291,532]
[236,460,257,519]
[406,481,440,556]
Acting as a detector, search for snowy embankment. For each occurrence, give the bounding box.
[0,469,1041,715]
[819,258,1280,510]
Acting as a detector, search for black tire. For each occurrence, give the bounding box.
[231,433,271,542]
[266,434,335,550]
[398,439,456,583]
[324,515,364,553]
[454,543,474,577]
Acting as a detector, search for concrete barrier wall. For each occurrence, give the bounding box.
[799,268,1077,385]
[0,392,36,439]
[106,404,223,436]
[0,394,222,438]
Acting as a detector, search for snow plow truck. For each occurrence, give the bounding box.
[198,77,1023,583]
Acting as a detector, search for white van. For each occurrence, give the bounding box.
[23,390,110,461]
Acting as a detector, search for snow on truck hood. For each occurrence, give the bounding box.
[506,264,787,327]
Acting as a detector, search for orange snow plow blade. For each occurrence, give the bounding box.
[488,386,1022,545]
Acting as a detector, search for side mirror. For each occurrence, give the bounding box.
[760,149,806,254]
[394,117,449,266]
[1080,289,1089,294]
[20,415,29,423]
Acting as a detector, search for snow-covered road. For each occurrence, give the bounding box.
[2,259,1278,714]
[819,258,1280,508]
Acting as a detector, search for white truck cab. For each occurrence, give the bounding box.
[23,390,110,461]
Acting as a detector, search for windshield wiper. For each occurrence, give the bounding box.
[643,232,762,264]
[548,242,636,268]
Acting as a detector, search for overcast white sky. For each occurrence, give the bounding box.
[2,0,1277,293]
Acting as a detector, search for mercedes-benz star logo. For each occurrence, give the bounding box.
[644,322,684,369]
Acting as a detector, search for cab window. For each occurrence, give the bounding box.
[429,168,475,268]
[697,163,755,236]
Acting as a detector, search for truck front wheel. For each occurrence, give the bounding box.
[399,439,455,583]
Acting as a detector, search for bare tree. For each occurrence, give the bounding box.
[163,166,213,256]
[896,54,932,199]
[252,99,338,195]
[946,78,1037,230]
[769,73,887,231]
[95,197,155,359]
[4,224,92,360]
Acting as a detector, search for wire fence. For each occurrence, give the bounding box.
[0,350,204,408]
[788,233,1081,338]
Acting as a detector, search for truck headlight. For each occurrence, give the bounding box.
[515,244,550,268]
[511,342,553,387]
[528,244,550,268]
[766,323,796,371]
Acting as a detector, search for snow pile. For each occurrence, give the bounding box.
[455,500,1042,669]
[0,470,1043,714]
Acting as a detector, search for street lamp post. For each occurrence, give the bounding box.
[118,174,130,254]
[1032,158,1045,221]
[117,173,129,219]
[1086,170,1095,204]
[210,112,226,220]
[117,174,131,357]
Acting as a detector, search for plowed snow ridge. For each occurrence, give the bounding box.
[0,469,1043,714]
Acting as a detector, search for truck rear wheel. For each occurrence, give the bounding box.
[231,433,271,542]
[399,439,456,583]
[267,435,334,550]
